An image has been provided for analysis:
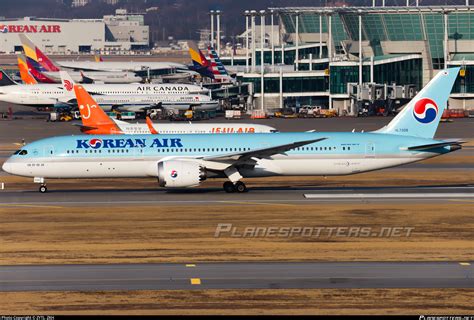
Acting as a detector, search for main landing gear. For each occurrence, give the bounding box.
[223,181,248,193]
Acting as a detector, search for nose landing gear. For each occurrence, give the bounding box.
[34,177,47,193]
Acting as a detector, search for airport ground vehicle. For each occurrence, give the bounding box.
[298,106,338,118]
[274,108,297,118]
[2,68,463,193]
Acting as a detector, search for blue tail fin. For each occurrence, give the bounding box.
[375,67,460,139]
[0,70,17,86]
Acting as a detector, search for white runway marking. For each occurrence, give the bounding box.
[304,193,474,199]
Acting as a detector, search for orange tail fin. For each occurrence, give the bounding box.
[74,85,122,134]
[17,55,37,85]
[146,116,158,134]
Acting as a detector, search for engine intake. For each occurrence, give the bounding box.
[157,160,207,188]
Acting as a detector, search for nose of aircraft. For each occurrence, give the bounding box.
[2,161,11,174]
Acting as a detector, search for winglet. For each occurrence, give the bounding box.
[146,116,158,134]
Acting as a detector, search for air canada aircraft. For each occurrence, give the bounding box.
[73,83,277,135]
[2,68,463,193]
[59,71,217,112]
[0,70,208,109]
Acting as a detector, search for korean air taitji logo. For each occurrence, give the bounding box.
[88,138,103,149]
[0,25,8,33]
[413,98,438,124]
[170,170,178,179]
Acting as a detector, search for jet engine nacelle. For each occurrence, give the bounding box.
[157,160,206,188]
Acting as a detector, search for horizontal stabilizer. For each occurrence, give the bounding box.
[0,70,17,86]
[72,123,98,131]
[405,140,465,151]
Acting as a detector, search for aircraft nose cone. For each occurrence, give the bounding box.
[2,161,11,174]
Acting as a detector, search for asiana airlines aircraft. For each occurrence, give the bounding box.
[2,68,463,193]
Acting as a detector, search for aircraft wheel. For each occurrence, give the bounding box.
[39,185,47,193]
[223,181,236,193]
[235,181,247,193]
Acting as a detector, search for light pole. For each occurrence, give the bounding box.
[245,10,250,73]
[216,10,221,56]
[358,9,363,88]
[295,11,300,70]
[271,9,275,69]
[251,10,257,72]
[210,10,215,48]
[260,10,266,112]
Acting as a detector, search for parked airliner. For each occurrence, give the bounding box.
[58,71,217,112]
[19,34,189,81]
[2,68,462,193]
[73,83,277,134]
[0,70,208,108]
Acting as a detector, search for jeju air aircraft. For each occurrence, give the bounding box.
[2,68,463,194]
[73,83,277,135]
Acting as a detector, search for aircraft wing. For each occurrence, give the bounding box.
[72,123,98,131]
[201,138,327,166]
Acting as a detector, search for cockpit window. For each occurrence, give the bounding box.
[18,150,28,156]
[270,130,280,133]
[13,150,21,155]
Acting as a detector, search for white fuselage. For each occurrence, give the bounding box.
[57,61,188,73]
[0,83,208,107]
[43,71,142,84]
[2,133,453,181]
[2,152,437,180]
[112,120,277,134]
[88,94,218,112]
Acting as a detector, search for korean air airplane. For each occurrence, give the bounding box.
[2,68,463,193]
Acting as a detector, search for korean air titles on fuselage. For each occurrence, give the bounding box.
[76,138,184,150]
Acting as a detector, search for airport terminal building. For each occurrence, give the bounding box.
[0,9,149,54]
[220,5,474,114]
